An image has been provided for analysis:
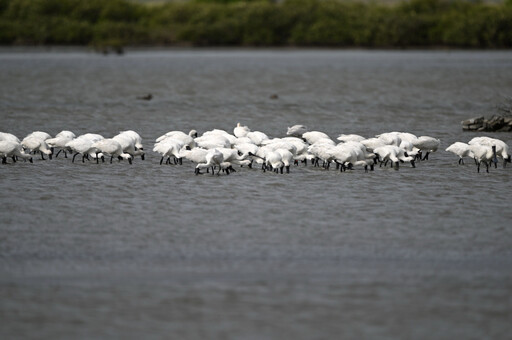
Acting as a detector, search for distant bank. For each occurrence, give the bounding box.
[1,0,511,49]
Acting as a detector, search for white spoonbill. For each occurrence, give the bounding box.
[21,136,53,160]
[234,123,250,138]
[286,125,307,137]
[303,131,331,145]
[337,134,366,143]
[46,130,75,158]
[445,142,474,165]
[153,138,185,165]
[469,136,510,168]
[0,132,20,143]
[114,133,145,160]
[195,148,226,175]
[413,136,440,160]
[91,139,133,164]
[66,133,104,163]
[468,144,497,173]
[0,141,33,164]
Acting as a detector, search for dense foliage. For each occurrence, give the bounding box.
[0,0,511,48]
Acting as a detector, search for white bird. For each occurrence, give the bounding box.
[23,131,51,142]
[264,140,298,156]
[234,122,250,138]
[308,141,336,169]
[287,125,308,137]
[302,131,331,145]
[338,141,377,171]
[114,133,145,160]
[445,142,474,165]
[215,147,249,168]
[234,142,259,159]
[246,131,269,146]
[0,141,33,164]
[195,133,231,149]
[376,132,402,146]
[399,140,420,159]
[21,136,53,160]
[374,145,415,170]
[178,147,209,164]
[276,149,294,173]
[469,136,510,168]
[361,137,386,153]
[265,151,284,173]
[337,134,366,143]
[90,139,133,164]
[156,130,196,149]
[46,130,75,158]
[0,132,20,143]
[413,136,440,160]
[331,144,358,171]
[202,129,238,145]
[233,136,253,145]
[66,133,104,163]
[468,143,497,173]
[195,148,227,175]
[119,130,143,150]
[153,138,185,165]
[395,132,418,143]
[282,137,312,165]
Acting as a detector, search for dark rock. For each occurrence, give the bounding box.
[497,125,512,132]
[461,116,484,126]
[462,114,512,132]
[485,115,505,130]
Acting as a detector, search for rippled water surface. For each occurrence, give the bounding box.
[1,49,512,339]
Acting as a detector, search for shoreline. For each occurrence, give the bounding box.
[1,45,512,54]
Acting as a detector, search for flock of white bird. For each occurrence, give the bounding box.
[0,124,510,174]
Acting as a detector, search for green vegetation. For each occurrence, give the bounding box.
[0,0,511,48]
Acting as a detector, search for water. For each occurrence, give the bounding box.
[1,49,512,339]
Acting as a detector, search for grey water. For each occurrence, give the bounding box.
[1,49,512,339]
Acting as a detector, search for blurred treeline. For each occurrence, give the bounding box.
[1,0,511,48]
